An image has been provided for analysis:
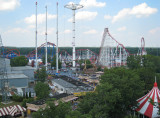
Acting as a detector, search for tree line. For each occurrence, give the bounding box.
[3,47,160,56]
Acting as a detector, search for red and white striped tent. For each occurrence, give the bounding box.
[0,105,26,117]
[136,81,160,118]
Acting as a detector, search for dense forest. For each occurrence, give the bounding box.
[3,47,160,56]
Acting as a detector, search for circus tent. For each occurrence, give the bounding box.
[0,105,26,117]
[136,81,160,118]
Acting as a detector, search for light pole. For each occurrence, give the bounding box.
[64,3,83,68]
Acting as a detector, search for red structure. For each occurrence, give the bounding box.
[136,80,160,118]
[27,42,56,59]
[0,105,26,117]
[2,47,20,59]
[98,28,130,68]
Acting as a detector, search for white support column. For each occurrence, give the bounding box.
[35,2,38,70]
[72,9,76,68]
[56,2,59,74]
[45,6,48,71]
[120,46,122,66]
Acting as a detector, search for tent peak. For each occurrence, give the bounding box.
[154,76,157,87]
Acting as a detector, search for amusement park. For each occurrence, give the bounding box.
[0,0,160,118]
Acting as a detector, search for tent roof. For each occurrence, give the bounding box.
[136,82,160,118]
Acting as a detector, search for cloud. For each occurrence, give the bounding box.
[84,29,97,34]
[112,3,158,23]
[149,27,160,34]
[130,3,158,17]
[104,15,112,20]
[117,26,126,31]
[64,29,72,34]
[68,11,97,22]
[47,28,54,35]
[0,0,20,11]
[24,13,56,24]
[79,0,106,8]
[112,8,130,23]
[38,28,55,35]
[5,28,29,34]
[28,25,35,29]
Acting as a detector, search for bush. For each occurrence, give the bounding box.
[22,98,34,108]
[12,94,23,102]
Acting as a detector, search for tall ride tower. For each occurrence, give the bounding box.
[45,6,48,71]
[0,35,10,104]
[64,3,83,68]
[35,2,38,70]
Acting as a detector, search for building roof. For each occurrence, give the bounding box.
[11,66,35,71]
[60,75,91,87]
[30,99,46,105]
[136,82,160,118]
[4,73,29,79]
[53,79,76,88]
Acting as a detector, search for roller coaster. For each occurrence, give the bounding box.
[98,28,147,68]
[1,47,20,59]
[1,28,147,69]
[27,42,56,59]
[59,49,98,64]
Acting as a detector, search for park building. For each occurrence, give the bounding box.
[51,75,94,95]
[0,58,35,96]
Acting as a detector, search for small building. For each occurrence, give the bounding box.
[52,76,94,94]
[11,66,35,82]
[0,59,35,95]
[52,79,77,94]
[0,73,29,88]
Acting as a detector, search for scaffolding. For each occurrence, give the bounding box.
[0,35,10,103]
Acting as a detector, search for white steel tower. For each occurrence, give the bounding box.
[56,2,59,74]
[64,3,83,68]
[35,2,38,70]
[45,6,48,71]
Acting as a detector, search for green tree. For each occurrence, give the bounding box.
[22,98,34,108]
[32,101,71,118]
[51,56,62,69]
[142,55,160,73]
[86,59,93,69]
[34,82,50,99]
[12,94,23,102]
[42,56,51,64]
[78,67,145,118]
[127,55,141,69]
[136,67,155,92]
[35,67,47,82]
[10,56,28,67]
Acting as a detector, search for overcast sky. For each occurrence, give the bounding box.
[0,0,159,47]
